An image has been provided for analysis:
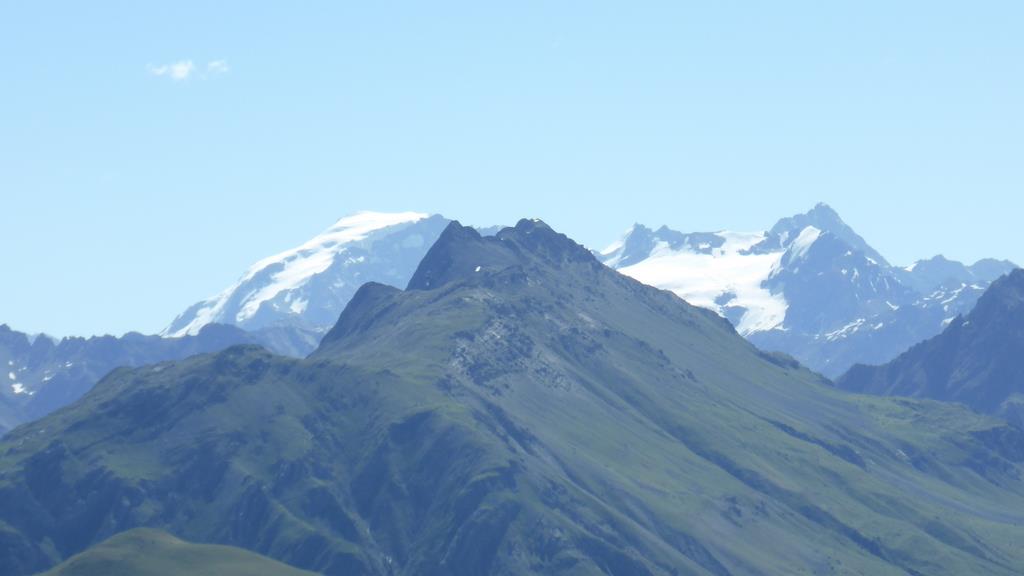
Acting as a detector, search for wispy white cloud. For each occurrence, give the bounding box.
[207,60,229,74]
[147,59,229,81]
[148,60,195,81]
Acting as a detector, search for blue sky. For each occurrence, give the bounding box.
[1,1,1022,336]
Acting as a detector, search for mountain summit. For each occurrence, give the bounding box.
[4,219,1023,575]
[163,212,450,337]
[754,202,889,266]
[600,204,1017,376]
[406,219,596,292]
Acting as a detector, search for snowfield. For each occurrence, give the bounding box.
[610,231,789,336]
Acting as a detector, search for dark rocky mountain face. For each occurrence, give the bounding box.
[0,323,317,436]
[839,269,1024,427]
[2,220,1024,575]
[761,231,911,332]
[601,204,1017,377]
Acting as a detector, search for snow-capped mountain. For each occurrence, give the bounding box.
[600,203,1017,377]
[164,212,451,337]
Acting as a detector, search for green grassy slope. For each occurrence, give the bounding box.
[0,220,1022,575]
[37,528,317,576]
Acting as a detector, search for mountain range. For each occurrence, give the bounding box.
[0,323,321,436]
[4,205,1013,441]
[165,204,1018,382]
[2,219,1023,575]
[0,213,500,438]
[840,268,1024,428]
[600,203,1017,377]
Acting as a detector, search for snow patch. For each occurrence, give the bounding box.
[940,286,967,305]
[787,226,821,261]
[289,298,309,315]
[825,318,866,341]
